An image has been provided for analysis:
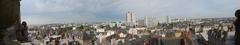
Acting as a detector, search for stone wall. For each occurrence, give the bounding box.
[0,0,21,45]
[0,0,21,28]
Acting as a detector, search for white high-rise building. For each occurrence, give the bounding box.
[126,11,136,23]
[145,17,158,27]
[126,11,136,26]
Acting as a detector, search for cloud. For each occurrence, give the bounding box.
[114,0,240,18]
[21,0,240,24]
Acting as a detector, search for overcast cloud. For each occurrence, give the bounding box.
[20,0,240,25]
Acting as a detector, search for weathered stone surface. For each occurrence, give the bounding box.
[0,0,21,45]
[235,9,240,18]
[235,9,240,45]
[0,0,20,29]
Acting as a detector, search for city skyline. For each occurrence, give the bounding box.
[20,0,240,25]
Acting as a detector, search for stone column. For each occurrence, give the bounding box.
[0,0,21,45]
[234,9,240,45]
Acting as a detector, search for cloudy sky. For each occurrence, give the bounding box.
[20,0,240,25]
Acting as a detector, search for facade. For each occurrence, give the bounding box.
[96,28,105,32]
[144,17,158,27]
[126,11,137,26]
[137,20,145,27]
[128,28,138,35]
[0,0,22,45]
[126,11,136,23]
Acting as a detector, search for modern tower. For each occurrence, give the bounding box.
[126,11,136,23]
[167,16,169,24]
[126,11,136,26]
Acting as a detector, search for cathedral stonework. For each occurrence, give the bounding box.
[0,0,21,45]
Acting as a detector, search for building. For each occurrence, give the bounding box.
[0,0,22,45]
[126,11,137,26]
[144,17,158,27]
[96,28,105,32]
[126,11,136,23]
[137,19,145,27]
[167,16,170,24]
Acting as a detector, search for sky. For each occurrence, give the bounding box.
[20,0,240,25]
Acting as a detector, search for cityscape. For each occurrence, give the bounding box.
[1,0,240,45]
[23,11,236,45]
